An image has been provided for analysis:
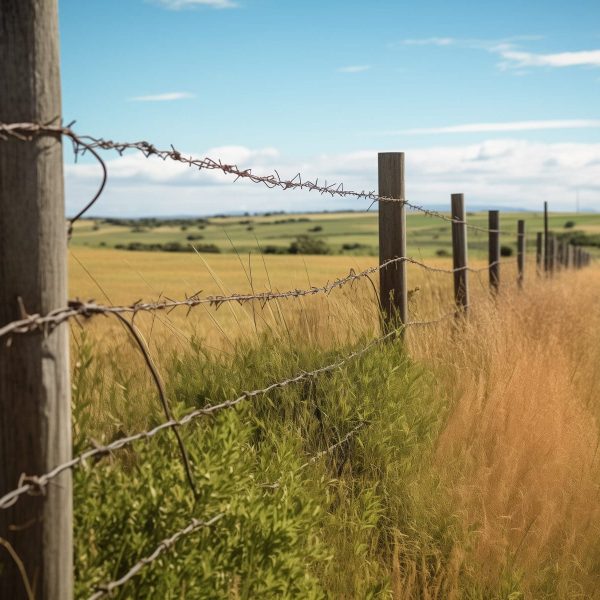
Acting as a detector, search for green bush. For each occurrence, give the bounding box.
[71,334,457,598]
[288,235,331,255]
[500,245,513,257]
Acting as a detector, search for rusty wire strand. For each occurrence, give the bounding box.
[0,122,513,236]
[86,421,366,598]
[86,513,225,600]
[0,310,456,511]
[114,313,198,499]
[0,257,506,342]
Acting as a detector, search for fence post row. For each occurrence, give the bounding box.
[536,231,543,276]
[488,210,500,293]
[378,152,407,328]
[0,1,73,599]
[451,194,469,315]
[544,201,550,274]
[517,219,525,288]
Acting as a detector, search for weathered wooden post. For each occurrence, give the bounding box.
[560,240,568,269]
[0,2,72,599]
[378,152,407,328]
[488,210,500,293]
[451,194,469,315]
[536,231,543,276]
[517,220,525,288]
[567,244,574,269]
[544,201,550,274]
[550,235,557,274]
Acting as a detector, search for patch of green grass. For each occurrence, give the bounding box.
[72,211,600,259]
[72,331,469,598]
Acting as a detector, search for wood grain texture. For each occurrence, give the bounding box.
[0,1,72,598]
[378,153,407,325]
[451,194,469,313]
[544,201,550,273]
[488,210,500,292]
[517,220,525,288]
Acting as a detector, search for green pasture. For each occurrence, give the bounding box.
[71,210,600,259]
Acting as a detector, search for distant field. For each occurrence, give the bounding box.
[71,210,600,260]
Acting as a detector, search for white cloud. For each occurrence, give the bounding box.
[65,139,600,216]
[388,119,600,136]
[497,48,600,69]
[401,37,455,46]
[149,0,238,9]
[394,36,600,72]
[338,65,371,73]
[129,92,196,102]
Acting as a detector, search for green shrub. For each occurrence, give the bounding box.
[500,245,513,257]
[71,334,457,598]
[288,235,331,255]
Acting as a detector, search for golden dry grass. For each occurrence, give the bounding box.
[69,247,600,596]
[414,270,600,598]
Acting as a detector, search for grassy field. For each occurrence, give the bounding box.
[63,219,600,598]
[71,210,600,259]
[69,255,600,598]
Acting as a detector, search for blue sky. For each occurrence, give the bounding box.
[60,0,600,216]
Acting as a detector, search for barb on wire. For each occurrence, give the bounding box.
[87,513,224,600]
[0,256,499,342]
[0,122,513,236]
[298,421,365,473]
[88,421,366,596]
[260,421,366,491]
[0,121,107,235]
[0,311,457,511]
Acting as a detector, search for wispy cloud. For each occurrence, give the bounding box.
[338,65,371,73]
[497,48,600,69]
[128,92,195,102]
[387,119,600,136]
[395,36,600,71]
[401,37,455,46]
[394,35,542,50]
[149,0,238,10]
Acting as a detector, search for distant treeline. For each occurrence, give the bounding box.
[103,217,210,228]
[115,242,220,253]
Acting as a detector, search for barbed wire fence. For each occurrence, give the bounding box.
[0,118,593,599]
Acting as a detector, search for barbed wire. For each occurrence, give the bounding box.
[86,420,366,598]
[0,256,506,342]
[0,310,457,511]
[87,513,225,600]
[0,122,513,235]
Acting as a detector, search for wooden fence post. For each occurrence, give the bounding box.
[544,201,550,274]
[556,239,563,271]
[536,232,543,276]
[488,210,500,293]
[0,2,72,599]
[560,240,568,269]
[517,220,525,288]
[567,244,574,269]
[451,194,469,315]
[378,152,407,327]
[550,235,557,274]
